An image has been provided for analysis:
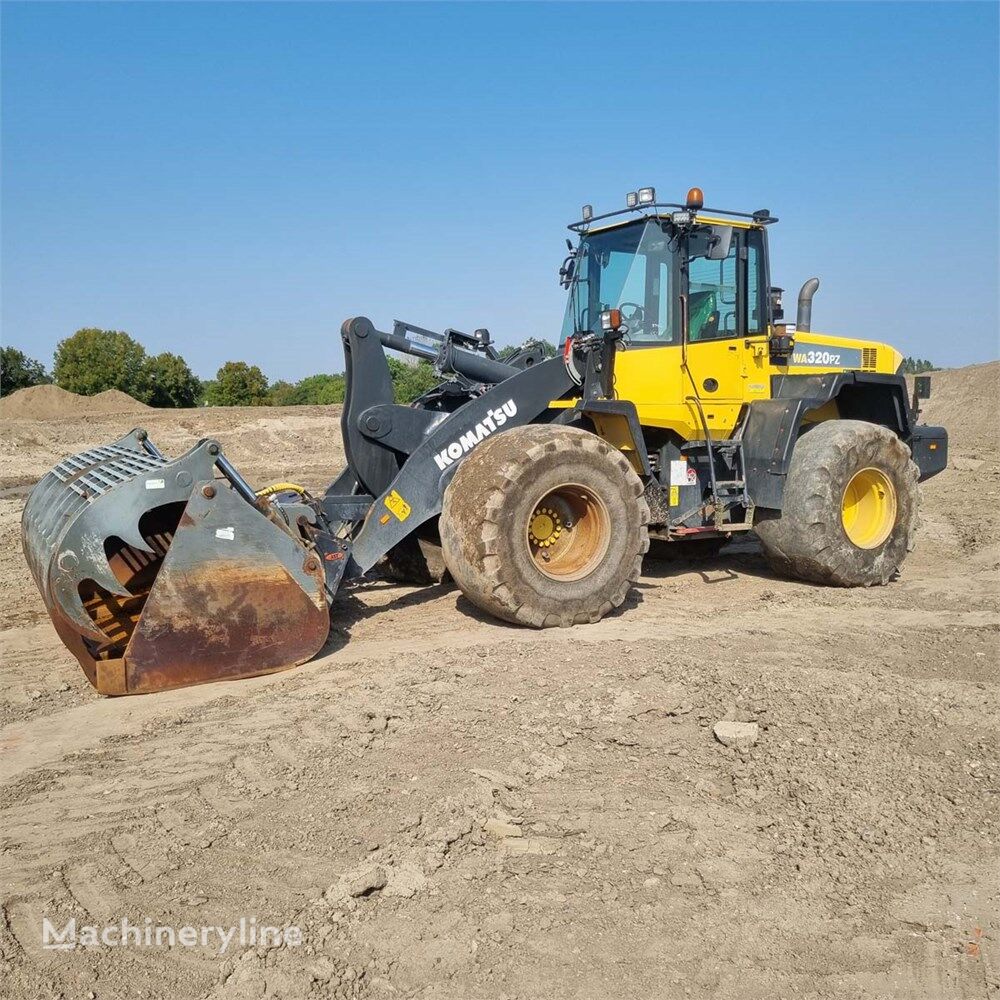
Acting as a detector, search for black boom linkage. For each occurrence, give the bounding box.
[316,317,576,579]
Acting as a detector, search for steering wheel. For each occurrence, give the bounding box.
[618,302,645,334]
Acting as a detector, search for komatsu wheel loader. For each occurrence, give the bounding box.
[22,187,948,695]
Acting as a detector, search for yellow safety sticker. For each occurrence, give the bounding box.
[384,490,411,522]
[669,486,680,507]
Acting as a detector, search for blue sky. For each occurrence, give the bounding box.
[2,1,998,382]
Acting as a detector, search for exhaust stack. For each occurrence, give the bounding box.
[796,277,820,332]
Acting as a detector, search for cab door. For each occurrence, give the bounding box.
[683,228,770,410]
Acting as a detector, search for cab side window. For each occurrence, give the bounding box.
[688,241,739,341]
[746,229,766,335]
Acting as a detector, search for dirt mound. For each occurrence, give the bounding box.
[91,388,151,412]
[914,360,999,455]
[0,384,150,420]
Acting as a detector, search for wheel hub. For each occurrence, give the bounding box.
[841,466,897,549]
[528,508,562,547]
[526,484,611,581]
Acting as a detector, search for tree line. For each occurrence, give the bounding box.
[899,357,937,374]
[0,327,517,407]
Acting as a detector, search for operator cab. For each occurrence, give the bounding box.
[559,187,774,348]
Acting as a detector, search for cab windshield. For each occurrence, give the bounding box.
[560,220,677,345]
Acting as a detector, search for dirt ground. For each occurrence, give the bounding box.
[0,364,997,1000]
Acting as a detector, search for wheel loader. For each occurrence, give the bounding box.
[22,186,948,695]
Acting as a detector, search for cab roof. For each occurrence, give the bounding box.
[568,202,777,235]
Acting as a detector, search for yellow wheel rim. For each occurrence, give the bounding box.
[841,467,897,549]
[526,484,611,581]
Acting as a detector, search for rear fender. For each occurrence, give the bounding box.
[744,371,944,509]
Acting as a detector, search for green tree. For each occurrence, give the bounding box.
[900,356,936,374]
[143,352,201,407]
[387,358,440,403]
[290,373,346,405]
[207,361,270,406]
[54,328,150,397]
[498,338,558,362]
[196,380,215,406]
[264,374,347,406]
[0,346,51,396]
[267,380,298,406]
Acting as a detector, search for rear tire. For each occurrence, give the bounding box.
[440,425,649,627]
[754,419,919,586]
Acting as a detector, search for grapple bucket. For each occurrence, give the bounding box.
[22,429,331,695]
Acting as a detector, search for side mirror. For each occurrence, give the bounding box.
[911,374,931,418]
[769,286,785,321]
[706,225,733,261]
[687,224,733,261]
[558,255,576,288]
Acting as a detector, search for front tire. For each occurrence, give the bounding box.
[754,419,919,586]
[439,426,649,627]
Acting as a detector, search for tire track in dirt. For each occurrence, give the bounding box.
[2,617,996,998]
[3,563,995,785]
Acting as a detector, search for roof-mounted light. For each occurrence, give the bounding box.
[581,204,593,222]
[637,187,655,205]
[626,191,638,209]
[686,186,705,211]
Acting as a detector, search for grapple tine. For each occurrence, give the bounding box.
[52,555,133,641]
[112,520,158,555]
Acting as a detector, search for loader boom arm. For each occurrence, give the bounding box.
[335,316,575,575]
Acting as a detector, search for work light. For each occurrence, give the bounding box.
[626,191,638,208]
[581,204,593,222]
[600,308,623,332]
[637,187,655,205]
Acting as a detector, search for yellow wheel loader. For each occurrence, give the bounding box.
[22,187,948,695]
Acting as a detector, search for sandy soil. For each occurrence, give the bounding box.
[0,365,997,999]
